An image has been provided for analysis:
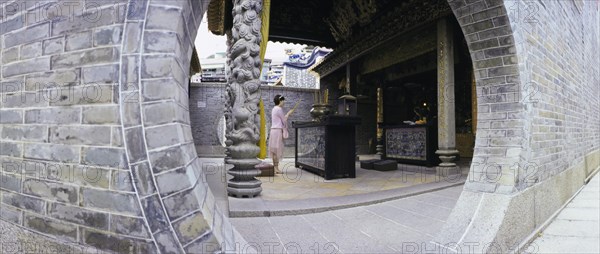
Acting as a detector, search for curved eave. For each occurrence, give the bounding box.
[268,35,336,48]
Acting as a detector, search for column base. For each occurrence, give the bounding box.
[376,139,384,155]
[226,158,262,198]
[436,149,459,167]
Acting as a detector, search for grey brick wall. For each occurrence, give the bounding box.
[1,0,598,253]
[0,0,227,253]
[190,83,315,156]
[435,1,600,252]
[511,0,600,186]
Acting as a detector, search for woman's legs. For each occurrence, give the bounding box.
[272,152,282,174]
[268,129,285,174]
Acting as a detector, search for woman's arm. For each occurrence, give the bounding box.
[285,101,301,119]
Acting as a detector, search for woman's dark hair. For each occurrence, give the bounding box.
[274,95,285,105]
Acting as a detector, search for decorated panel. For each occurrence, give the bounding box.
[385,127,427,161]
[297,126,326,169]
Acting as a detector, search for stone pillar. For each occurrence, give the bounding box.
[225,0,264,198]
[436,18,459,175]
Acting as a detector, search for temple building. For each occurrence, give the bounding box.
[0,0,598,253]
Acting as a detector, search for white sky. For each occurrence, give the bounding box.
[194,16,307,64]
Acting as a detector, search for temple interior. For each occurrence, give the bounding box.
[203,0,478,201]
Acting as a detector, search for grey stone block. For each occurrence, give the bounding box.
[2,92,48,108]
[47,164,111,189]
[24,214,78,241]
[81,147,127,168]
[470,38,500,51]
[126,0,148,20]
[110,215,150,238]
[142,78,180,102]
[478,26,512,40]
[492,15,509,27]
[149,146,188,173]
[141,195,169,234]
[43,37,64,55]
[48,84,115,106]
[131,162,156,197]
[0,109,23,124]
[184,232,221,254]
[173,211,210,244]
[123,22,144,54]
[472,6,505,22]
[25,107,80,124]
[163,188,200,221]
[3,57,51,77]
[4,22,49,48]
[488,65,519,77]
[141,55,177,80]
[82,105,120,125]
[120,56,140,91]
[192,180,208,209]
[145,124,185,150]
[121,93,142,127]
[475,57,503,69]
[1,192,44,213]
[143,102,187,126]
[94,25,123,46]
[0,78,23,93]
[112,127,124,147]
[48,203,109,229]
[154,230,182,253]
[49,126,111,145]
[146,5,183,32]
[82,188,141,216]
[111,170,134,192]
[0,173,22,192]
[23,179,78,204]
[51,47,119,69]
[464,19,494,34]
[0,142,22,157]
[0,15,25,36]
[20,41,43,59]
[144,31,179,53]
[25,69,80,91]
[82,64,119,84]
[51,6,118,36]
[0,205,21,224]
[1,46,19,64]
[155,168,192,196]
[82,228,154,253]
[1,125,48,142]
[23,143,79,163]
[124,127,147,163]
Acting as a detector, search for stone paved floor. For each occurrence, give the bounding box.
[526,172,600,254]
[197,156,471,201]
[230,185,464,253]
[257,158,446,201]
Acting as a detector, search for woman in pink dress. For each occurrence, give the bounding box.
[269,95,298,174]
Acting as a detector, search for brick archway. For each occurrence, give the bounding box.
[2,0,598,253]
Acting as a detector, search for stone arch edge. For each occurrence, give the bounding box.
[116,0,248,253]
[434,1,600,253]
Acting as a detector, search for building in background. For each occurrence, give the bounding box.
[200,52,227,82]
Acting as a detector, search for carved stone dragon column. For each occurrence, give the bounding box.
[225,0,263,198]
